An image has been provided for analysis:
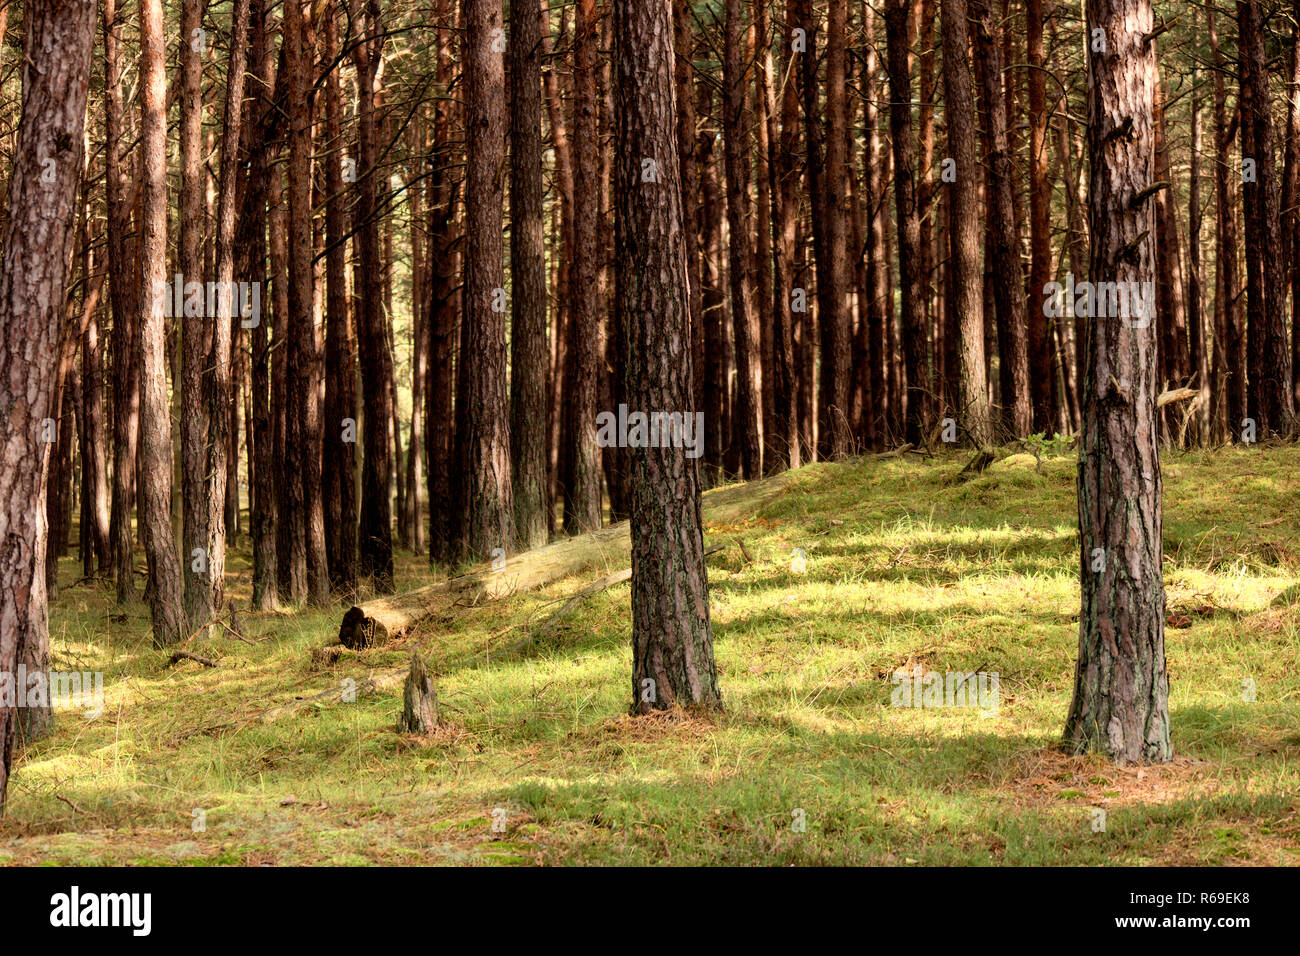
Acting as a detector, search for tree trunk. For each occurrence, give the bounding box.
[509,0,550,551]
[456,0,515,561]
[249,0,278,609]
[1209,8,1241,443]
[180,0,211,632]
[1239,0,1295,437]
[972,0,1031,438]
[206,0,251,626]
[139,0,187,648]
[353,0,395,590]
[106,0,141,606]
[941,0,993,446]
[1064,0,1171,764]
[615,0,720,713]
[560,0,604,534]
[723,0,764,477]
[323,6,358,593]
[0,0,96,812]
[425,0,457,565]
[885,0,927,446]
[1026,0,1055,432]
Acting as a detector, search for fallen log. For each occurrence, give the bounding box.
[337,469,800,648]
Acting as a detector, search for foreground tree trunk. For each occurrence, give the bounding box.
[0,0,97,810]
[615,0,720,713]
[138,0,187,648]
[941,0,992,446]
[510,0,550,550]
[1064,0,1171,763]
[456,0,515,560]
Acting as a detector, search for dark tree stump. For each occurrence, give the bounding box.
[397,652,439,734]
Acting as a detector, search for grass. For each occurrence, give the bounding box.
[2,444,1298,865]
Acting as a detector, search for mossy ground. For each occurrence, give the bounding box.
[3,445,1297,865]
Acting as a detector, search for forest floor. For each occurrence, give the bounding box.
[3,444,1299,865]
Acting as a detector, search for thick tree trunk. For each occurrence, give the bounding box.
[0,0,96,812]
[139,0,186,648]
[941,0,992,446]
[510,0,550,551]
[456,0,515,561]
[615,0,720,712]
[1064,0,1171,764]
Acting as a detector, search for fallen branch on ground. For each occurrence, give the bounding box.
[336,471,798,649]
[169,650,219,668]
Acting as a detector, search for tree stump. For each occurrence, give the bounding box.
[397,652,439,734]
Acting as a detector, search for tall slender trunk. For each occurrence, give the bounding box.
[616,0,719,712]
[1209,9,1241,443]
[1065,0,1170,764]
[425,0,457,565]
[205,0,251,624]
[1239,0,1295,436]
[886,0,927,445]
[724,0,763,476]
[1027,0,1055,431]
[353,0,395,589]
[248,0,278,608]
[139,0,186,647]
[509,0,550,551]
[972,0,1031,437]
[457,0,515,559]
[106,0,140,605]
[323,7,358,592]
[941,0,992,445]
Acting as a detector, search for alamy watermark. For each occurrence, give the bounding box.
[1,667,104,719]
[153,273,262,328]
[1042,272,1154,329]
[891,666,999,717]
[595,404,705,459]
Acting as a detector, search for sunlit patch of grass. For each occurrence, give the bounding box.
[2,444,1297,865]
